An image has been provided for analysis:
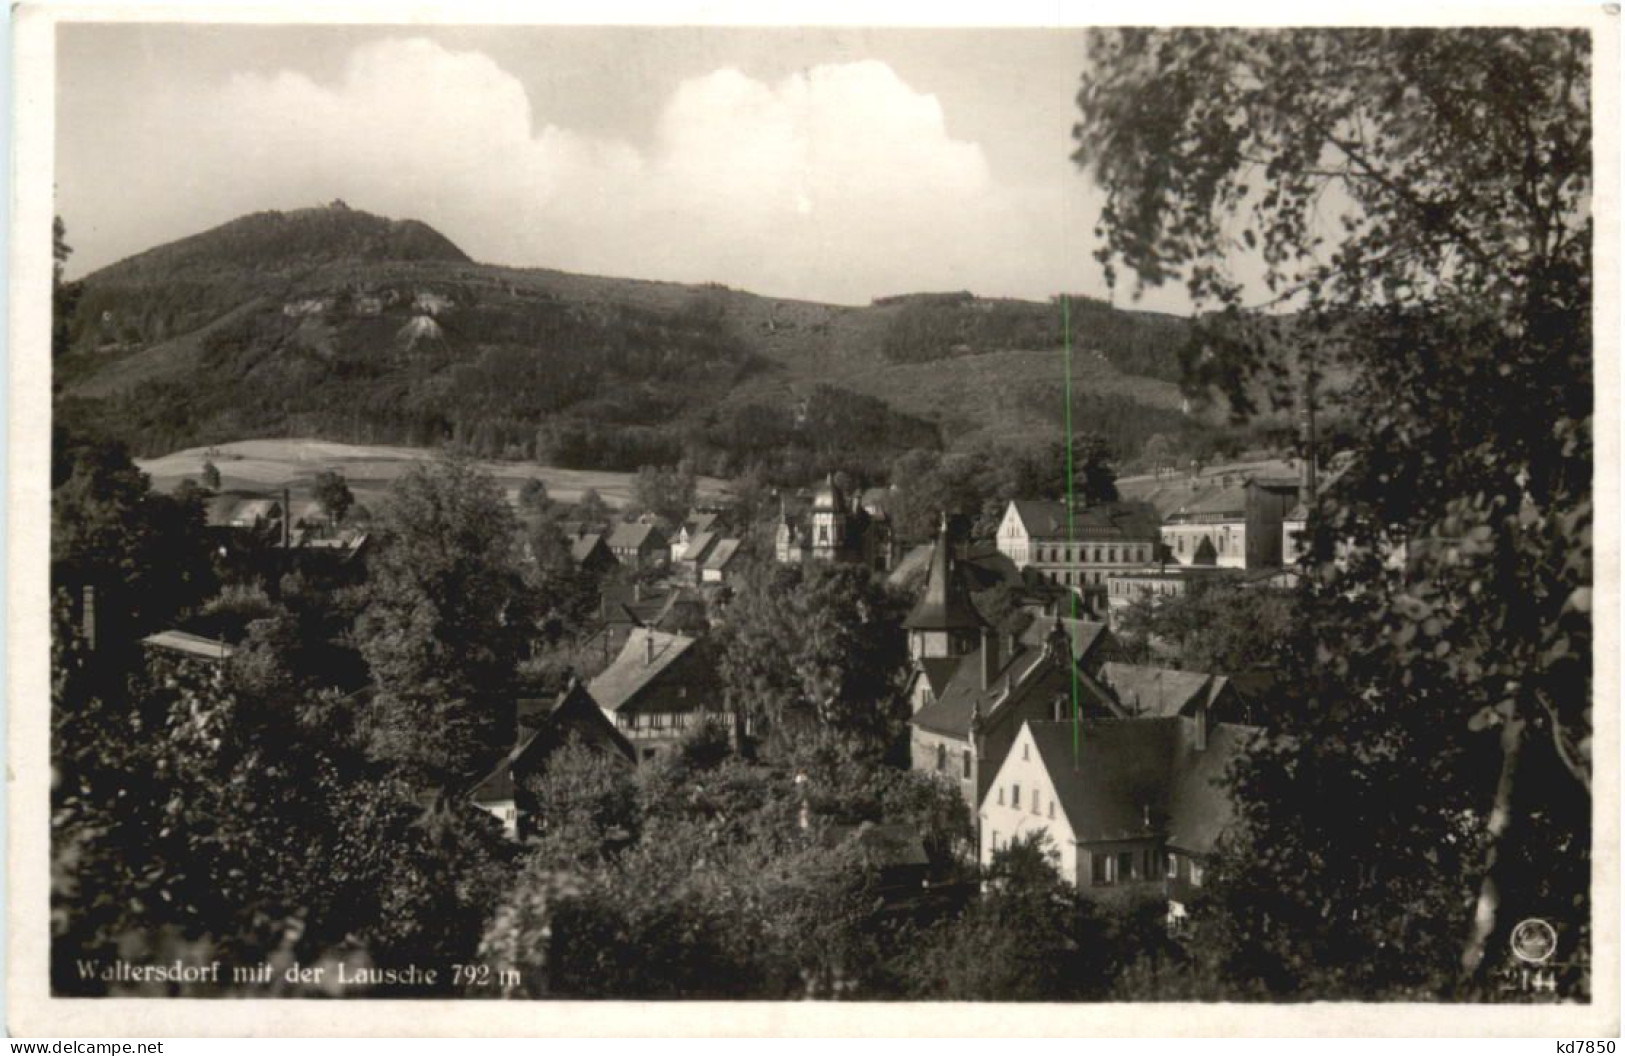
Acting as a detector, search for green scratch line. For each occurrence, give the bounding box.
[1062,295,1082,767]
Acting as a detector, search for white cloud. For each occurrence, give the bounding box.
[72,38,1112,305]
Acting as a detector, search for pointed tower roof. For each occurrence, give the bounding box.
[904,513,987,632]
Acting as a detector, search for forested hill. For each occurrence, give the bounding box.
[56,204,1242,482]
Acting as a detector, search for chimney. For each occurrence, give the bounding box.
[981,627,1000,691]
[644,633,655,666]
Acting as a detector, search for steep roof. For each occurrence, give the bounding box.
[912,642,1068,738]
[916,657,966,699]
[606,522,666,551]
[1165,484,1251,523]
[1023,718,1257,849]
[1018,615,1108,663]
[679,531,719,563]
[569,533,607,563]
[683,511,720,537]
[1028,719,1181,842]
[702,537,743,571]
[1098,663,1220,719]
[471,680,636,805]
[587,628,699,713]
[1166,723,1256,854]
[1008,499,1162,541]
[903,520,986,632]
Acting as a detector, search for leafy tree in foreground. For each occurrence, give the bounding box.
[1076,27,1592,996]
[355,459,531,791]
[714,561,911,758]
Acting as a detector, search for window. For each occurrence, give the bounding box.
[1091,853,1111,885]
[935,743,947,772]
[1093,547,1101,562]
[1167,852,1179,880]
[1048,801,1055,819]
[1118,851,1136,881]
[1022,743,1029,761]
[962,749,972,778]
[1109,547,1117,563]
[1011,784,1021,809]
[997,787,1004,806]
[1191,861,1204,887]
[1178,536,1185,554]
[991,832,999,852]
[1031,788,1040,815]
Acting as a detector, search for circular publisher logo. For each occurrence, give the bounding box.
[1510,918,1557,964]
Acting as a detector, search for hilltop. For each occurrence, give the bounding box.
[56,204,1256,482]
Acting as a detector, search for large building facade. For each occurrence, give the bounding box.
[993,500,1163,608]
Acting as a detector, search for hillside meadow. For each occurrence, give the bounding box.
[135,437,731,512]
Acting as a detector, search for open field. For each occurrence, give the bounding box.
[136,438,731,512]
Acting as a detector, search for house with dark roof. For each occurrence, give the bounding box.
[675,530,721,584]
[579,585,708,678]
[908,618,1121,811]
[994,499,1163,612]
[568,532,616,575]
[605,521,669,570]
[586,627,728,762]
[700,537,744,585]
[980,716,1256,912]
[470,677,637,839]
[1097,662,1248,723]
[669,511,721,564]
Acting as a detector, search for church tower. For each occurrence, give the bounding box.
[809,473,847,562]
[903,513,987,661]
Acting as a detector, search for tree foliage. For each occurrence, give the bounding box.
[713,561,911,757]
[355,459,530,788]
[1076,27,1592,996]
[312,469,354,527]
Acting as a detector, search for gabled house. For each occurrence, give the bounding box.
[605,522,669,570]
[587,627,728,762]
[700,538,744,585]
[568,532,616,575]
[908,618,1120,811]
[675,531,720,584]
[979,717,1256,915]
[470,677,637,839]
[670,511,721,564]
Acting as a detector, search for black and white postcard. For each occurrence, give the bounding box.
[8,2,1619,1038]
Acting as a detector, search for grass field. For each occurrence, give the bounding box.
[136,438,731,512]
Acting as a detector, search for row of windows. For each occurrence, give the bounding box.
[1108,579,1184,598]
[1032,544,1152,565]
[995,782,1057,820]
[1087,849,1205,887]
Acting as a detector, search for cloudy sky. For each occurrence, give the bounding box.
[57,23,1192,311]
